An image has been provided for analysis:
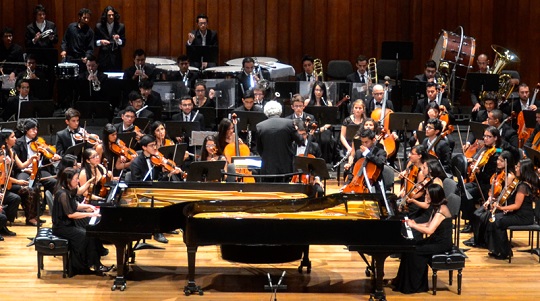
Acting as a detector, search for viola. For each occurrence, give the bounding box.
[109,139,137,161]
[467,145,496,183]
[342,157,381,193]
[150,151,187,179]
[30,137,57,159]
[223,113,255,182]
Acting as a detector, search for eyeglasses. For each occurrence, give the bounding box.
[123,114,135,119]
[206,144,216,148]
[90,154,100,159]
[425,125,435,130]
[147,143,157,148]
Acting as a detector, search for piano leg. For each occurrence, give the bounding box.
[361,252,390,301]
[297,245,312,273]
[111,241,128,291]
[184,246,203,296]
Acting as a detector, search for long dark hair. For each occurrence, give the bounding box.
[309,81,328,105]
[484,126,502,148]
[217,118,232,154]
[498,150,515,175]
[427,183,448,210]
[100,6,120,25]
[55,167,78,193]
[200,135,218,161]
[518,159,540,191]
[424,158,447,180]
[101,123,117,169]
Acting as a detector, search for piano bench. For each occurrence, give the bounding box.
[429,251,466,295]
[34,227,69,278]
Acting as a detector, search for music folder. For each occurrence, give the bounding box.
[65,142,85,157]
[231,156,262,169]
[187,45,218,64]
[158,143,188,167]
[186,160,226,182]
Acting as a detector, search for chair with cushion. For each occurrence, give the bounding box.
[507,197,540,263]
[326,60,354,82]
[34,227,69,278]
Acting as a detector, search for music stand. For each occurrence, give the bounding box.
[233,111,268,131]
[37,117,67,143]
[466,73,499,94]
[28,79,52,99]
[294,155,330,195]
[350,83,368,102]
[117,132,137,148]
[303,106,339,125]
[186,160,226,182]
[522,110,537,128]
[74,101,113,120]
[158,144,188,166]
[524,146,540,168]
[65,142,85,158]
[273,81,299,105]
[187,45,219,65]
[345,124,361,141]
[389,113,424,164]
[401,80,427,110]
[19,100,55,118]
[469,121,489,141]
[194,107,219,129]
[0,121,17,130]
[165,121,201,143]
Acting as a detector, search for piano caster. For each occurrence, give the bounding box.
[369,293,386,301]
[365,267,371,277]
[111,276,127,291]
[297,260,311,274]
[183,282,203,296]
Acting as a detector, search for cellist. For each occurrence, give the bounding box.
[342,128,386,192]
[414,82,453,122]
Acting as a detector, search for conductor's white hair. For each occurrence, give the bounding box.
[263,100,282,117]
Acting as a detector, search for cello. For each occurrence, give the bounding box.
[291,122,318,184]
[370,81,396,158]
[341,157,381,193]
[223,113,255,182]
[517,83,539,148]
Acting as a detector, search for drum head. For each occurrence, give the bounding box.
[146,57,176,66]
[226,57,278,66]
[431,30,448,66]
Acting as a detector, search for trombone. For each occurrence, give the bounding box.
[366,58,378,97]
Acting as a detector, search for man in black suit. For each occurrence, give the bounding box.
[77,54,109,102]
[172,96,205,130]
[500,83,539,124]
[163,55,200,92]
[129,135,183,243]
[295,55,320,82]
[0,27,25,79]
[236,57,269,106]
[346,55,369,83]
[256,101,304,182]
[138,79,163,108]
[524,109,540,148]
[125,91,154,120]
[16,54,47,81]
[487,109,520,162]
[285,94,316,124]
[365,84,395,117]
[123,49,158,83]
[25,4,58,49]
[94,6,125,72]
[414,82,453,121]
[421,118,452,176]
[413,59,437,82]
[114,106,144,141]
[60,8,94,65]
[2,79,37,121]
[186,14,218,69]
[55,108,85,156]
[292,121,324,197]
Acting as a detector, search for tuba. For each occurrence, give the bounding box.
[490,45,520,100]
[313,58,324,81]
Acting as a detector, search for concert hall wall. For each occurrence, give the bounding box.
[2,0,539,105]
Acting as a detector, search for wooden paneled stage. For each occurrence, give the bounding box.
[1,182,540,300]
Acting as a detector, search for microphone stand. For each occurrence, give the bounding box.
[264,271,287,301]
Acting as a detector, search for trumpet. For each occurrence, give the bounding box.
[89,70,101,91]
[24,66,33,79]
[136,64,144,83]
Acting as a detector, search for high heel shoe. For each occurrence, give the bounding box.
[94,264,114,276]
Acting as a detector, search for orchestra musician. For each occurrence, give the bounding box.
[304,81,336,163]
[460,126,500,233]
[51,167,112,276]
[286,94,316,122]
[501,83,539,119]
[2,79,37,121]
[126,91,154,120]
[78,148,111,203]
[217,118,235,157]
[233,90,262,152]
[470,54,490,113]
[414,82,453,122]
[60,8,94,65]
[463,93,499,152]
[0,129,23,235]
[172,96,206,130]
[16,54,46,81]
[293,121,324,197]
[464,150,515,248]
[486,158,539,260]
[25,4,58,49]
[256,101,304,183]
[77,54,108,102]
[236,57,269,106]
[192,81,215,108]
[56,108,102,157]
[0,27,24,80]
[486,109,520,162]
[397,145,429,221]
[340,99,366,154]
[123,49,157,83]
[150,121,175,149]
[421,118,452,176]
[186,14,218,69]
[346,55,369,84]
[295,55,318,82]
[138,79,163,108]
[164,55,199,91]
[114,106,144,141]
[94,6,125,72]
[200,135,225,162]
[413,59,437,83]
[392,183,453,294]
[12,119,60,224]
[409,102,451,148]
[101,123,134,173]
[524,109,540,148]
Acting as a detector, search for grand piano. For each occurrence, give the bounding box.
[182,192,415,300]
[86,181,312,291]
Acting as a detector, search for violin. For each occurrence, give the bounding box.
[30,137,57,159]
[467,145,496,183]
[401,163,419,195]
[164,138,175,146]
[488,170,505,200]
[465,113,513,158]
[437,83,450,125]
[342,157,381,193]
[223,113,255,182]
[517,83,539,148]
[98,159,112,198]
[109,139,137,161]
[489,177,519,223]
[426,125,454,157]
[0,146,13,193]
[150,151,187,179]
[73,129,102,146]
[398,176,432,212]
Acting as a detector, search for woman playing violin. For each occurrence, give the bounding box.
[101,123,135,173]
[151,121,175,149]
[397,145,429,219]
[340,99,366,154]
[201,135,225,162]
[466,151,515,248]
[79,149,111,203]
[486,158,540,260]
[0,129,25,232]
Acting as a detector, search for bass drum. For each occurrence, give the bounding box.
[55,62,79,79]
[431,29,476,81]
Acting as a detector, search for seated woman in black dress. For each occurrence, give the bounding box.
[393,183,453,294]
[52,167,112,276]
[486,158,540,259]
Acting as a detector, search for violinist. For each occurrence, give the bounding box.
[79,149,111,203]
[200,135,225,162]
[343,128,386,190]
[460,126,500,233]
[293,121,324,197]
[151,121,175,149]
[486,109,519,162]
[414,82,453,123]
[410,102,449,148]
[114,106,144,141]
[486,158,539,260]
[0,129,23,234]
[2,79,36,121]
[462,94,499,154]
[56,108,103,157]
[101,123,134,173]
[421,118,452,175]
[524,109,540,148]
[397,145,428,219]
[138,79,163,108]
[465,151,515,248]
[12,119,59,221]
[126,91,153,120]
[340,99,366,154]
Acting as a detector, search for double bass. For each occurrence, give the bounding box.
[223,113,255,183]
[370,81,396,158]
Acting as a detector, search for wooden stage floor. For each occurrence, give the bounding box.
[1,182,540,300]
